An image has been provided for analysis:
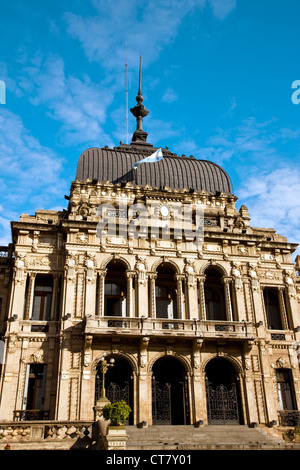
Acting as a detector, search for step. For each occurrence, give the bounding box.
[125,425,298,450]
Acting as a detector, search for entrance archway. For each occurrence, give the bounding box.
[152,356,189,425]
[205,357,243,425]
[95,355,133,424]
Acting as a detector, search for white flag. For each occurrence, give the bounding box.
[133,148,163,170]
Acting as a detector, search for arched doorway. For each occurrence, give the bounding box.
[152,356,189,425]
[95,355,133,424]
[205,357,243,425]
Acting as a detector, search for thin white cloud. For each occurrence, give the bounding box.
[195,117,285,166]
[18,54,116,146]
[0,108,67,244]
[238,166,300,255]
[188,116,300,255]
[208,0,236,20]
[64,0,234,70]
[162,87,178,103]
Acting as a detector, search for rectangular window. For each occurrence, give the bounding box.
[263,288,283,330]
[23,364,46,411]
[276,369,296,411]
[31,275,53,321]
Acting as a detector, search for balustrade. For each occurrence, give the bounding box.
[0,420,93,443]
[85,316,255,339]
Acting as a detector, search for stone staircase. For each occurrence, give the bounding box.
[125,425,300,450]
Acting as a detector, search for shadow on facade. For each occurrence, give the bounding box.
[95,355,134,425]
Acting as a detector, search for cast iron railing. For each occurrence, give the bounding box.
[278,410,300,426]
[13,410,49,421]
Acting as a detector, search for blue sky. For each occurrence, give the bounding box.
[1,0,300,257]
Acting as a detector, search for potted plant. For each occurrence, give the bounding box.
[100,400,131,450]
[101,400,131,427]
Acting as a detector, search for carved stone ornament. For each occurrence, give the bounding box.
[185,259,196,287]
[14,253,26,283]
[274,357,289,369]
[244,357,251,370]
[231,262,242,289]
[140,336,149,368]
[29,350,44,363]
[135,256,148,284]
[8,333,18,352]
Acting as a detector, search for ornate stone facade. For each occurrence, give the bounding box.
[0,76,300,434]
[0,166,299,430]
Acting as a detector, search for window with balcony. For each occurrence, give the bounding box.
[31,275,53,321]
[276,369,296,411]
[105,283,126,316]
[22,363,47,418]
[263,287,283,330]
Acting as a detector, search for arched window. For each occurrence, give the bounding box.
[204,268,226,321]
[104,261,127,317]
[155,263,177,319]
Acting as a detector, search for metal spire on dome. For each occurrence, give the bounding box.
[130,54,149,144]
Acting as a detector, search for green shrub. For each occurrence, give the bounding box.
[101,400,131,426]
[294,423,300,435]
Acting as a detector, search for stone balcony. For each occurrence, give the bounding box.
[85,316,256,341]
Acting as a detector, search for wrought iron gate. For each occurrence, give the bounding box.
[206,383,239,425]
[107,382,129,404]
[152,379,172,425]
[95,377,129,405]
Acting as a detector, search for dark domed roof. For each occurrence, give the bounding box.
[76,145,232,195]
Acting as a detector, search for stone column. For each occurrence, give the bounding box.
[0,334,22,419]
[55,333,70,420]
[96,269,106,316]
[231,267,247,321]
[149,273,157,318]
[284,271,300,329]
[137,338,150,425]
[85,258,96,317]
[50,274,59,321]
[61,255,77,321]
[126,271,134,317]
[135,259,148,318]
[185,274,198,320]
[222,276,233,321]
[24,272,36,320]
[80,335,94,420]
[248,266,265,325]
[278,287,289,330]
[242,341,259,425]
[198,275,206,320]
[174,274,184,319]
[257,339,278,424]
[192,338,204,423]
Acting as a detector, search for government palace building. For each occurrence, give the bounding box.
[0,70,300,449]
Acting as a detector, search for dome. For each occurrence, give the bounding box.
[76,145,233,195]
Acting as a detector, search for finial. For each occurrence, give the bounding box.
[138,53,142,98]
[130,54,149,143]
